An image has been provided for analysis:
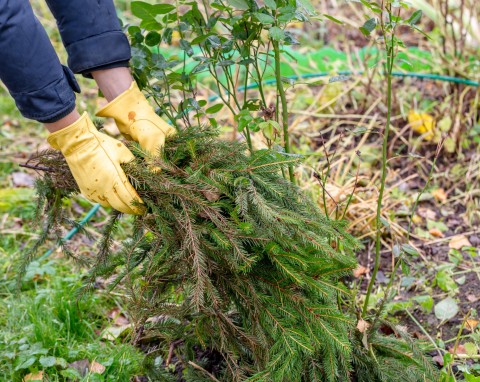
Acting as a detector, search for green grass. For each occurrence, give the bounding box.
[0,225,145,381]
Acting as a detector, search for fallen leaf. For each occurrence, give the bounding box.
[69,359,90,377]
[449,344,467,355]
[429,228,444,238]
[466,294,478,303]
[418,207,437,220]
[107,307,130,326]
[353,265,368,278]
[114,314,130,326]
[432,188,447,203]
[90,360,106,374]
[432,355,444,366]
[434,297,459,321]
[23,371,43,381]
[356,319,370,333]
[102,324,132,341]
[464,342,478,356]
[408,111,435,141]
[411,214,423,225]
[466,319,479,331]
[449,235,472,250]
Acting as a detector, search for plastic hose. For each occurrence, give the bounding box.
[40,69,479,259]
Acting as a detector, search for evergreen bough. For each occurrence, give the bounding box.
[27,126,438,381]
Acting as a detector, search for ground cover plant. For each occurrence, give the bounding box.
[1,0,479,381]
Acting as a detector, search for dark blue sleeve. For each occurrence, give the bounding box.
[45,0,131,76]
[0,0,79,122]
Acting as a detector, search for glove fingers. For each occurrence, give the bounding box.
[104,183,143,215]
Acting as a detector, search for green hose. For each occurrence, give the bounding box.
[40,67,478,259]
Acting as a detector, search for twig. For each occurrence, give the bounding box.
[19,163,55,172]
[188,361,221,382]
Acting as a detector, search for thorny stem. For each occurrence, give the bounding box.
[273,40,294,183]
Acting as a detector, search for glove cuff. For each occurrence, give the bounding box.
[47,112,95,156]
[95,80,142,121]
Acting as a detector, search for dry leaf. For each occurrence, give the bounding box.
[429,228,444,238]
[449,235,472,249]
[23,371,43,381]
[114,314,130,326]
[107,307,130,326]
[432,188,447,203]
[69,359,90,377]
[90,360,106,374]
[449,344,467,355]
[418,207,437,220]
[353,265,368,278]
[356,319,370,333]
[466,294,478,303]
[432,355,444,366]
[466,319,479,331]
[411,215,423,225]
[102,324,132,341]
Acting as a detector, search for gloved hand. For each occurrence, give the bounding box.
[96,81,176,156]
[47,112,144,215]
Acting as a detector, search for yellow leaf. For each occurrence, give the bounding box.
[23,372,43,381]
[449,235,472,250]
[412,214,423,225]
[466,319,479,332]
[432,188,447,203]
[408,111,435,141]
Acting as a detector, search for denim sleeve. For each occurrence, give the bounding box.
[0,0,80,123]
[45,0,131,76]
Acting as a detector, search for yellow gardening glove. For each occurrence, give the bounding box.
[47,112,144,215]
[96,81,176,156]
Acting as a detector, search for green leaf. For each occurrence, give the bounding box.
[131,2,175,30]
[269,26,285,41]
[464,342,478,357]
[434,297,459,321]
[435,269,457,292]
[254,12,275,24]
[402,244,419,257]
[407,10,423,25]
[264,0,277,10]
[465,373,480,382]
[15,356,36,371]
[323,14,343,25]
[413,295,434,313]
[359,18,377,36]
[145,31,161,46]
[206,104,224,114]
[39,356,57,368]
[131,2,175,18]
[225,0,250,10]
[179,39,194,56]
